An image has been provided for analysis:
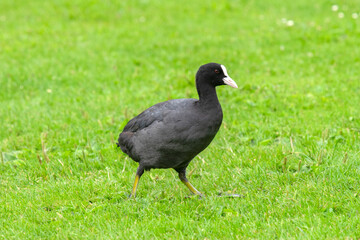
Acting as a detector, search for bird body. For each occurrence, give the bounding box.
[117,63,238,197]
[119,98,223,171]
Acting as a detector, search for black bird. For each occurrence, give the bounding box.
[118,63,238,197]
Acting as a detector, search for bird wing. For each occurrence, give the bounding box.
[122,99,197,133]
[118,99,198,160]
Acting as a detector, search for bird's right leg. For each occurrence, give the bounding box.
[129,166,144,198]
[178,170,203,196]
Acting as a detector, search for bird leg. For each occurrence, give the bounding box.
[178,170,203,196]
[129,166,144,198]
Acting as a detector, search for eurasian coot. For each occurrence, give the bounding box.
[118,63,238,197]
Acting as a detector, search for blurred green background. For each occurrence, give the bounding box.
[1,0,360,239]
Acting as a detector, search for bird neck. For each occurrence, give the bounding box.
[196,82,220,107]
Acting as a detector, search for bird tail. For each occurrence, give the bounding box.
[117,131,133,156]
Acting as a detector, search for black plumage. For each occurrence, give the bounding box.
[118,63,238,197]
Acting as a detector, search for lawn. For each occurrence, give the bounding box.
[1,0,360,239]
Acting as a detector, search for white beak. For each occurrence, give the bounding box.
[221,65,238,88]
[223,76,238,88]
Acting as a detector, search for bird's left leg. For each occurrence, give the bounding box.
[129,166,144,198]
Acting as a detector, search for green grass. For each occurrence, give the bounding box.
[1,0,360,238]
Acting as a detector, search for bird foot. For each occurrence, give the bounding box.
[185,194,204,200]
[217,192,243,198]
[128,193,136,199]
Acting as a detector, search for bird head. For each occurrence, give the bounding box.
[196,63,238,88]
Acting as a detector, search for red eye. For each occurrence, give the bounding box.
[214,69,220,74]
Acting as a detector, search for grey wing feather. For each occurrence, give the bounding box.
[123,104,165,132]
[117,99,196,160]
